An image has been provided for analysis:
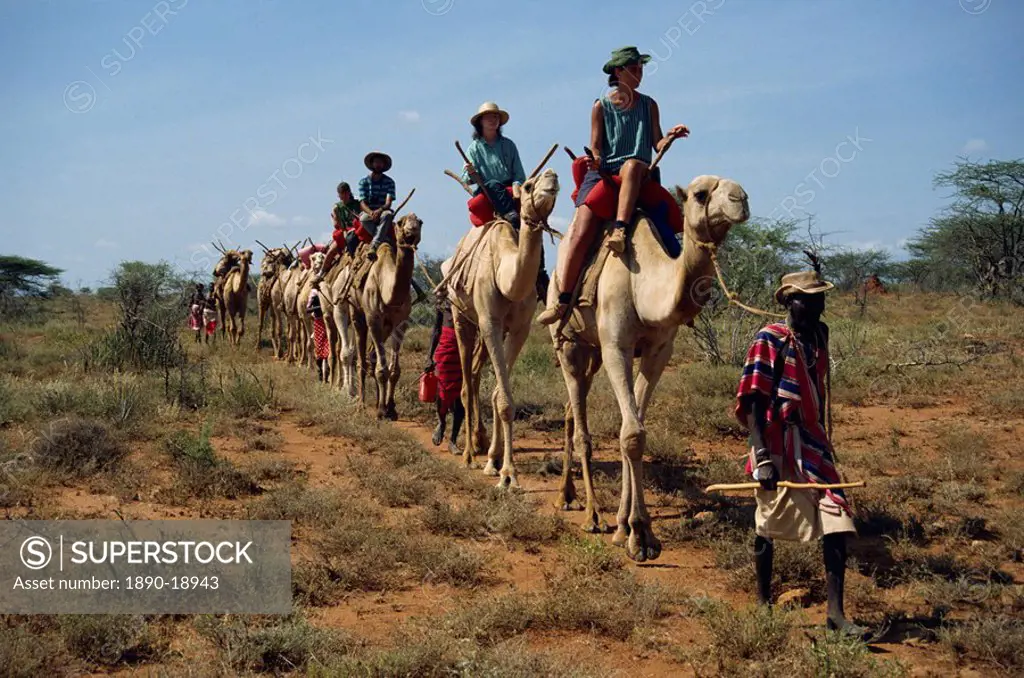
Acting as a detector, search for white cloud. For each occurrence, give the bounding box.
[399,110,421,123]
[549,216,570,229]
[962,138,987,154]
[247,209,286,227]
[291,215,311,226]
[94,238,118,249]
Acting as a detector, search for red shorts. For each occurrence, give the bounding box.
[467,187,515,227]
[571,159,683,234]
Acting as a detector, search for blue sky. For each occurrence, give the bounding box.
[1,0,1021,288]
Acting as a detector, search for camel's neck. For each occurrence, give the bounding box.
[496,222,543,303]
[673,231,717,323]
[382,245,415,306]
[633,229,717,326]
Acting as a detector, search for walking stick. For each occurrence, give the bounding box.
[705,480,866,495]
[393,188,416,216]
[455,140,496,212]
[444,169,474,196]
[527,143,559,179]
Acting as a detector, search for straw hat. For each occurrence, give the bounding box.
[774,270,835,304]
[363,151,392,172]
[470,101,509,126]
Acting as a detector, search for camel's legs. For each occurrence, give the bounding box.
[557,343,607,531]
[483,322,530,481]
[454,316,479,468]
[635,339,674,423]
[353,312,369,405]
[237,309,246,346]
[384,326,402,420]
[256,296,267,351]
[270,305,281,358]
[601,341,661,562]
[337,305,357,398]
[471,339,489,456]
[368,319,390,420]
[478,320,517,488]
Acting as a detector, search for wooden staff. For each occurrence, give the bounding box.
[444,169,474,196]
[705,480,866,494]
[528,142,559,179]
[649,133,682,173]
[455,140,495,211]
[254,239,271,253]
[564,146,577,161]
[393,188,416,215]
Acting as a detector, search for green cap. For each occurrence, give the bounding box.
[603,46,652,74]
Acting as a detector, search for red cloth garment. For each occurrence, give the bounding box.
[581,175,684,234]
[432,326,462,415]
[312,317,329,359]
[205,321,216,336]
[189,304,202,331]
[467,187,515,227]
[570,156,589,203]
[734,323,849,513]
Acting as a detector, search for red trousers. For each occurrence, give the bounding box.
[467,187,515,227]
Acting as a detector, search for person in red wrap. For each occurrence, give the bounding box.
[736,270,869,639]
[424,288,464,454]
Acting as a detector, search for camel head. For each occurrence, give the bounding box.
[394,213,423,249]
[239,249,253,266]
[519,168,560,227]
[260,247,293,277]
[310,251,326,274]
[676,175,749,246]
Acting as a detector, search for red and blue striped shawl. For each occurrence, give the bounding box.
[734,323,849,513]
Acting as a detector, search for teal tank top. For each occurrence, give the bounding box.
[600,91,653,174]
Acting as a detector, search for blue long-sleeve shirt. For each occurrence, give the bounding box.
[461,136,526,188]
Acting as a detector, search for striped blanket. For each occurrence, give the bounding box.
[734,322,849,513]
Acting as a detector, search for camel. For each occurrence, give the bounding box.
[346,214,423,419]
[446,169,560,487]
[213,249,252,347]
[255,247,293,358]
[548,174,749,561]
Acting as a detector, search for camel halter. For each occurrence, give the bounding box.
[688,196,787,320]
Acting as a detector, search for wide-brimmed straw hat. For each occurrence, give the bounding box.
[774,270,835,304]
[364,151,392,172]
[470,101,509,126]
[603,46,652,74]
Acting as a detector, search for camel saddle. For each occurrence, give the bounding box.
[557,210,678,341]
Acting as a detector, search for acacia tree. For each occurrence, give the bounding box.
[908,158,1024,299]
[0,255,63,317]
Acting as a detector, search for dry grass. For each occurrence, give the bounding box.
[939,616,1024,675]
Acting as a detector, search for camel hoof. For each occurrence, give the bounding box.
[482,460,499,477]
[582,518,610,534]
[611,525,629,547]
[626,529,662,562]
[495,475,520,491]
[385,405,399,421]
[557,500,582,512]
[464,460,481,470]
